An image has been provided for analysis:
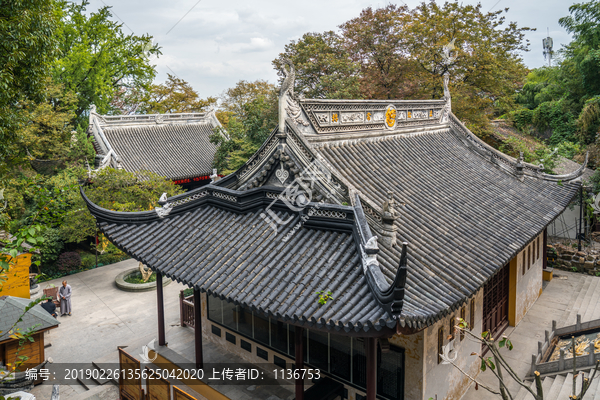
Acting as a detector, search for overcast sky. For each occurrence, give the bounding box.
[87,0,575,99]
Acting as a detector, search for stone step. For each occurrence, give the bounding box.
[558,275,588,328]
[545,373,566,400]
[587,370,600,400]
[576,277,600,320]
[75,363,99,391]
[587,290,600,322]
[582,277,600,322]
[556,373,575,400]
[90,361,115,385]
[540,376,556,400]
[521,376,555,400]
[564,278,592,326]
[584,374,600,400]
[514,379,537,400]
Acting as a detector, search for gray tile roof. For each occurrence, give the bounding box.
[102,123,218,180]
[0,296,59,342]
[314,126,579,325]
[81,103,583,333]
[88,111,222,181]
[95,203,387,333]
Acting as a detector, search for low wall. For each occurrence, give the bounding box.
[530,314,600,376]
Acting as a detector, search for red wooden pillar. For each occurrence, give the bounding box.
[295,326,304,400]
[366,337,377,400]
[156,271,166,346]
[193,287,203,369]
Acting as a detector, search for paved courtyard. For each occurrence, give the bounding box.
[27,259,293,400]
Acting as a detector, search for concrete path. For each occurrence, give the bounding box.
[27,259,292,400]
[461,271,600,400]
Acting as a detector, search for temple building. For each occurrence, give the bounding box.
[88,107,223,190]
[82,63,585,400]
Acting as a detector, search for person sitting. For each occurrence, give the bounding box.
[41,298,57,318]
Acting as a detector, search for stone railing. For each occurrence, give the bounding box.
[530,314,600,376]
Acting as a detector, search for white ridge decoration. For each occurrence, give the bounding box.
[275,163,289,184]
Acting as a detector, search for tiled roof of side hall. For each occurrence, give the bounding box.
[88,111,222,181]
[0,296,59,342]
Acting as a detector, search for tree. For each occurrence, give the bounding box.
[403,1,531,138]
[272,32,361,99]
[340,5,415,100]
[137,74,216,114]
[61,168,185,244]
[0,0,59,162]
[211,80,278,174]
[53,0,160,128]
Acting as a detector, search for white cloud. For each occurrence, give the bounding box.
[88,0,576,98]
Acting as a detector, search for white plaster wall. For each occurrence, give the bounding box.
[390,330,425,400]
[548,203,582,239]
[422,289,483,400]
[514,236,543,325]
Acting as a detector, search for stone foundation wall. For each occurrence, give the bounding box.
[548,244,600,276]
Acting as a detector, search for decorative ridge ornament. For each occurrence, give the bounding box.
[278,59,308,131]
[441,38,456,123]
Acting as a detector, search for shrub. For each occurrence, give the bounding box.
[80,252,96,269]
[56,252,81,273]
[39,228,64,266]
[508,108,534,132]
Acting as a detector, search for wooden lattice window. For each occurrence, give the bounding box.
[537,237,541,260]
[470,298,475,330]
[449,316,455,341]
[438,326,444,364]
[460,306,466,341]
[522,251,526,275]
[527,246,531,270]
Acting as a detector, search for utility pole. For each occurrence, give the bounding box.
[543,28,553,67]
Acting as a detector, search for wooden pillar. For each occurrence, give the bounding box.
[295,326,304,400]
[366,337,377,400]
[193,287,203,369]
[157,271,166,346]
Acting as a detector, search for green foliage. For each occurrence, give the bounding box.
[498,336,513,350]
[273,32,361,99]
[38,228,64,265]
[125,272,156,284]
[498,137,560,173]
[315,290,334,305]
[509,109,535,133]
[134,74,217,115]
[62,168,184,243]
[53,0,160,128]
[273,2,531,139]
[211,82,278,174]
[0,0,59,161]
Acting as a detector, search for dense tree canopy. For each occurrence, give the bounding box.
[211,80,278,174]
[54,0,160,128]
[273,1,531,138]
[0,0,59,163]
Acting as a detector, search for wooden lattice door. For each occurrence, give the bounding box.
[483,263,510,339]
